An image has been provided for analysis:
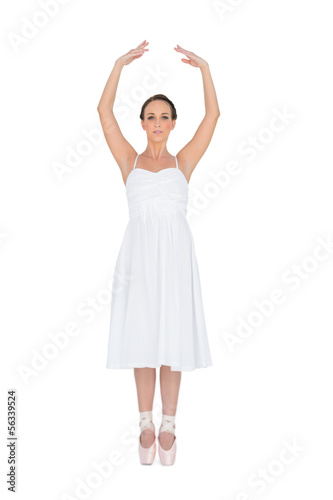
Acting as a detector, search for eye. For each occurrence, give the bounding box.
[147,116,169,120]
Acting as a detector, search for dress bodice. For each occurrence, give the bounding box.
[125,157,189,220]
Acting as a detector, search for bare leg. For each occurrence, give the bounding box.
[159,365,182,450]
[134,367,156,448]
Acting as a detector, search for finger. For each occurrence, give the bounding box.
[181,48,189,56]
[177,48,190,56]
[137,40,149,49]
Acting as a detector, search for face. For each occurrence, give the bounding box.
[141,100,176,140]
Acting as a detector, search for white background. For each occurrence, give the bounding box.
[1,0,333,498]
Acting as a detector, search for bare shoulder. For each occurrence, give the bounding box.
[122,151,138,186]
[175,152,194,183]
[176,113,220,181]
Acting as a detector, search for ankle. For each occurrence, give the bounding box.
[139,410,155,434]
[159,413,176,435]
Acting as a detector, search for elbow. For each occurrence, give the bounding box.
[206,108,220,119]
[207,111,220,120]
[97,106,113,118]
[97,104,109,114]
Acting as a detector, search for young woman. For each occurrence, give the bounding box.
[98,40,220,465]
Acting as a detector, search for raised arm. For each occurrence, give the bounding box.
[97,41,149,181]
[174,45,220,181]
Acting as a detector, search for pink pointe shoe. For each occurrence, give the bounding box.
[158,414,177,466]
[138,411,156,465]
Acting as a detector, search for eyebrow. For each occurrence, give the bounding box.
[147,112,169,116]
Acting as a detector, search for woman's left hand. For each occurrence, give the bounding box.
[174,45,208,68]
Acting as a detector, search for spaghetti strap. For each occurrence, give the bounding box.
[133,154,139,170]
[175,155,178,169]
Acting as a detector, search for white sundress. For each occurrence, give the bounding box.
[106,154,213,372]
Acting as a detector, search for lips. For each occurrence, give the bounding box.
[153,131,162,134]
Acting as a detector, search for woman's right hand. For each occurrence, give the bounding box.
[116,40,149,66]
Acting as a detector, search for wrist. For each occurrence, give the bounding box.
[200,62,209,70]
[115,59,124,69]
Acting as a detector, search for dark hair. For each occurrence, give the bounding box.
[140,94,177,121]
